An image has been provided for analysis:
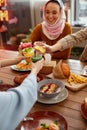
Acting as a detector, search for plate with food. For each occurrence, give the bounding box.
[20,111,68,130]
[63,73,87,91]
[51,60,87,91]
[10,60,31,72]
[38,79,65,98]
[38,88,68,104]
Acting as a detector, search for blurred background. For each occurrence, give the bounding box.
[0,0,87,57]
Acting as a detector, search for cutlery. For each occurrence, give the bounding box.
[23,117,33,121]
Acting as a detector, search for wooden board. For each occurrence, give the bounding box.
[46,73,87,92]
[61,79,87,91]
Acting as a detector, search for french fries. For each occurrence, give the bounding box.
[16,62,31,70]
[68,73,87,85]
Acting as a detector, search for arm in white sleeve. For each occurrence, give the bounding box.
[0,73,37,130]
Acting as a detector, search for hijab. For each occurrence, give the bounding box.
[42,0,66,40]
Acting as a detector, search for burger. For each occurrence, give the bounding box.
[18,42,34,63]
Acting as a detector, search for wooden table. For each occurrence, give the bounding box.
[0,50,87,130]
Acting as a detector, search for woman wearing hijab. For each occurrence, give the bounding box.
[42,27,87,61]
[29,0,72,59]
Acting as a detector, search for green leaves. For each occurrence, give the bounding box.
[41,123,49,129]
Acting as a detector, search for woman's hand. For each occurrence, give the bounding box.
[43,44,53,53]
[34,41,53,53]
[31,58,44,75]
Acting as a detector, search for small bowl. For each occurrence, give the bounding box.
[38,79,65,98]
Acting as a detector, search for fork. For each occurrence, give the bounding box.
[23,117,33,121]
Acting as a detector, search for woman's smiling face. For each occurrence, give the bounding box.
[45,2,61,25]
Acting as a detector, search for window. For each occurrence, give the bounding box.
[71,0,87,26]
[78,0,87,26]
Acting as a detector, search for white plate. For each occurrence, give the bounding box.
[37,88,68,104]
[10,60,31,72]
[81,65,87,77]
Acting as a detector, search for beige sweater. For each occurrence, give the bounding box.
[58,27,87,61]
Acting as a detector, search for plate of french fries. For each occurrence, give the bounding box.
[10,60,31,72]
[46,72,87,91]
[64,73,87,91]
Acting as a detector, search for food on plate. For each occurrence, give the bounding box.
[34,45,46,54]
[35,121,60,130]
[40,83,58,94]
[68,73,87,85]
[53,60,70,79]
[16,62,31,70]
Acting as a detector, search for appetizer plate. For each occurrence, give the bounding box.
[46,73,87,91]
[20,111,68,130]
[37,88,68,104]
[38,79,65,98]
[10,60,31,72]
[11,65,31,72]
[81,103,87,120]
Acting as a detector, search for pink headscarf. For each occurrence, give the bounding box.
[42,0,66,40]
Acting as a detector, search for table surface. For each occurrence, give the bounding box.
[0,50,87,130]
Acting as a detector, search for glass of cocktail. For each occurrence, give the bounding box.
[22,48,34,63]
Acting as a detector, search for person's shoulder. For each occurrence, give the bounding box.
[32,23,42,33]
[34,23,42,29]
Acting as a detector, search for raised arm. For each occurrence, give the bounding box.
[42,27,87,53]
[52,27,87,51]
[0,59,44,130]
[0,55,30,67]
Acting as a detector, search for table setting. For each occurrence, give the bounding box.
[9,41,87,130]
[0,47,87,129]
